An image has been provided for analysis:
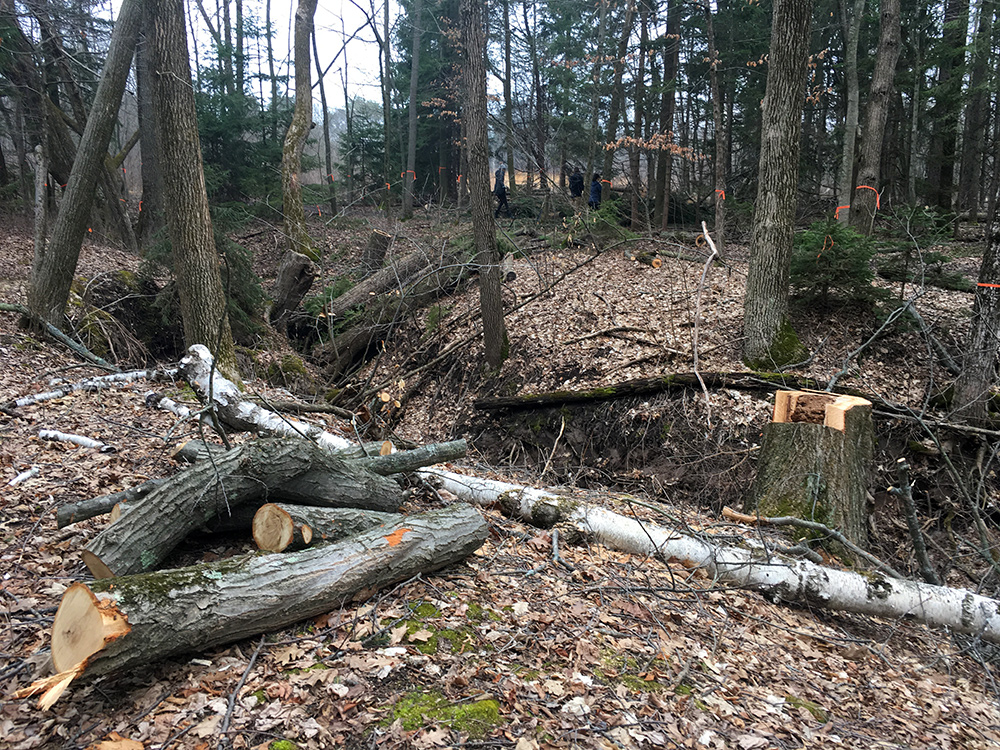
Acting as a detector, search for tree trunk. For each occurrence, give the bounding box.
[952,178,1000,424]
[601,2,636,183]
[148,0,237,377]
[657,0,679,230]
[503,0,516,196]
[629,1,648,230]
[82,438,404,578]
[253,503,402,552]
[849,0,901,236]
[42,504,486,698]
[24,0,141,329]
[402,0,422,219]
[312,27,338,217]
[835,0,865,223]
[705,1,726,254]
[422,467,1000,646]
[741,0,813,368]
[281,0,319,260]
[926,0,969,212]
[136,4,164,248]
[957,0,992,221]
[462,0,508,369]
[318,247,430,323]
[745,391,873,549]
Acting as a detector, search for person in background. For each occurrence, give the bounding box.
[589,173,602,210]
[494,167,510,218]
[569,166,584,207]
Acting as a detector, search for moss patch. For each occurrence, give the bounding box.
[384,691,502,738]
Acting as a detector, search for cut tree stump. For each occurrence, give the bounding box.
[745,390,874,549]
[269,250,317,332]
[82,438,402,578]
[362,229,393,271]
[253,503,401,552]
[21,504,486,706]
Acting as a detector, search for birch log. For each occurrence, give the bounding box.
[420,467,1000,644]
[18,504,487,708]
[84,438,401,578]
[179,344,352,450]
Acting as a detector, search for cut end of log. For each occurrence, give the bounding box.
[772,390,871,433]
[81,549,116,580]
[52,583,130,673]
[253,503,312,552]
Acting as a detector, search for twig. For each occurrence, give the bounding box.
[721,506,904,579]
[0,302,119,371]
[217,636,266,750]
[539,416,566,484]
[693,222,719,428]
[890,458,940,585]
[826,298,917,390]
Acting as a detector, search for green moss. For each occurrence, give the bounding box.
[410,601,441,619]
[89,553,256,604]
[784,694,828,723]
[251,689,267,704]
[268,741,300,750]
[745,318,808,370]
[466,602,501,622]
[597,650,668,692]
[384,691,502,739]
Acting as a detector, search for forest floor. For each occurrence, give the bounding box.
[3,205,1000,749]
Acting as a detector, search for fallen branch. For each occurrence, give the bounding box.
[420,467,1000,644]
[0,301,118,371]
[39,429,116,453]
[7,367,177,410]
[57,477,168,528]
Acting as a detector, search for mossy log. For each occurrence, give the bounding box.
[82,438,402,578]
[22,505,486,706]
[253,503,402,552]
[745,391,874,549]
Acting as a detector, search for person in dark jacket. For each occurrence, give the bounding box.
[568,167,585,206]
[494,167,510,218]
[589,173,602,210]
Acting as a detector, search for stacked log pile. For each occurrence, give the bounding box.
[15,346,488,708]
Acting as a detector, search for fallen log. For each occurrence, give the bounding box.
[180,345,353,450]
[17,504,487,708]
[420,466,1000,644]
[83,438,402,578]
[319,248,432,323]
[253,503,401,552]
[361,228,393,272]
[57,477,168,528]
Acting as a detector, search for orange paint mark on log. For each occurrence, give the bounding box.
[384,528,412,546]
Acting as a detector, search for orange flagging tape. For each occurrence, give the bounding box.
[401,170,415,179]
[817,234,834,259]
[715,188,726,200]
[977,283,1000,288]
[834,204,850,219]
[855,185,880,209]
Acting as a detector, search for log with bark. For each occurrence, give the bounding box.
[316,248,430,324]
[253,503,401,551]
[82,438,404,578]
[419,466,1000,645]
[745,390,873,549]
[269,250,317,332]
[17,504,487,708]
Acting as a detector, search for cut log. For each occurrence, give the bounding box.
[17,504,486,707]
[83,438,402,578]
[631,251,662,268]
[361,229,393,272]
[319,248,429,323]
[420,466,1000,645]
[57,477,168,528]
[253,503,401,552]
[745,390,874,549]
[269,250,317,332]
[180,345,353,450]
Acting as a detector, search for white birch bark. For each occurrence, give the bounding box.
[38,430,116,453]
[7,368,178,409]
[420,467,1000,644]
[179,344,352,450]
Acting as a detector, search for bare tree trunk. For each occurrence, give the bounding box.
[958,0,992,222]
[312,27,337,217]
[657,0,679,230]
[601,2,636,183]
[705,1,726,254]
[742,0,813,368]
[849,0,901,236]
[836,0,865,223]
[281,0,319,260]
[25,0,141,329]
[402,0,422,219]
[462,0,507,369]
[629,1,648,230]
[148,0,237,375]
[503,0,516,195]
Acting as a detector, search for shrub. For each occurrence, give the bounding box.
[790,219,880,307]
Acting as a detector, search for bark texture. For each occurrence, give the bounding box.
[461,0,508,368]
[83,438,402,577]
[269,250,317,331]
[253,503,401,552]
[848,0,900,236]
[25,0,141,328]
[55,505,487,680]
[745,391,874,549]
[148,0,237,374]
[741,0,813,368]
